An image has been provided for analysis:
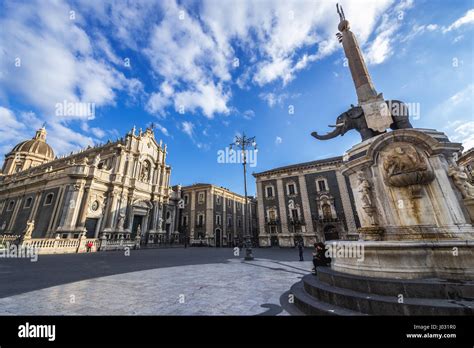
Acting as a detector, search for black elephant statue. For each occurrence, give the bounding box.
[311,100,413,141]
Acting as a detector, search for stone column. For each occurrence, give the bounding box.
[298,175,315,235]
[104,191,119,230]
[256,180,268,246]
[190,191,196,241]
[57,184,82,232]
[205,189,213,240]
[76,186,92,231]
[336,170,357,234]
[276,178,288,234]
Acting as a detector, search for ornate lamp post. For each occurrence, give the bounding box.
[230,133,257,261]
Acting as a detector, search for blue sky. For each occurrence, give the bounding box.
[0,0,473,196]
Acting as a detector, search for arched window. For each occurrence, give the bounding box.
[265,185,275,198]
[316,177,329,192]
[24,197,33,209]
[44,193,54,205]
[7,200,15,211]
[286,181,298,196]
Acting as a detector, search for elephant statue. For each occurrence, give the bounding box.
[311,100,413,141]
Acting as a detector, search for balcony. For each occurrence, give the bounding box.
[265,217,280,225]
[288,218,305,226]
[312,215,340,223]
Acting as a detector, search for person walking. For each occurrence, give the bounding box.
[297,240,304,261]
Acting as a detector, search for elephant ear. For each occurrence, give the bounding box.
[347,106,364,119]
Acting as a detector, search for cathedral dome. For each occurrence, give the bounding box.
[2,126,55,175]
[10,127,54,160]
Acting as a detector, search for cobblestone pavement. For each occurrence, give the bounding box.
[0,248,314,315]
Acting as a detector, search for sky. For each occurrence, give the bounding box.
[0,0,473,196]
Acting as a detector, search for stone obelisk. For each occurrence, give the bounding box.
[336,4,392,133]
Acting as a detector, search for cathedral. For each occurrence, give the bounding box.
[0,125,173,244]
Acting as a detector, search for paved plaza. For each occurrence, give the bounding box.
[0,247,314,315]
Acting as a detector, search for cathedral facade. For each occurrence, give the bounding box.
[0,126,172,244]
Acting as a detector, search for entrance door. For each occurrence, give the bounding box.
[324,225,339,241]
[85,218,98,238]
[215,229,221,247]
[270,236,279,247]
[132,215,143,238]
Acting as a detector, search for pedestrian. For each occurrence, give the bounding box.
[297,240,304,261]
[86,241,93,252]
[312,242,331,275]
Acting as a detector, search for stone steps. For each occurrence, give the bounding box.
[317,267,474,300]
[289,282,364,316]
[288,267,474,316]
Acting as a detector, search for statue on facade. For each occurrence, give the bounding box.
[357,171,372,208]
[93,154,101,167]
[117,213,125,230]
[356,172,378,225]
[23,220,35,239]
[140,161,150,182]
[448,164,474,199]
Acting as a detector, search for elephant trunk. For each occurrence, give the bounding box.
[311,124,344,140]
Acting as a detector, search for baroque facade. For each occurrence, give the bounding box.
[0,126,172,244]
[253,157,360,247]
[179,183,258,247]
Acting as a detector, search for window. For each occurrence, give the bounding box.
[317,179,327,192]
[266,186,274,198]
[198,214,204,226]
[7,200,15,211]
[216,215,222,225]
[227,199,232,208]
[237,218,242,227]
[291,209,299,221]
[44,193,54,205]
[227,216,232,227]
[15,165,22,173]
[166,211,171,219]
[184,194,189,205]
[198,192,205,204]
[287,183,296,195]
[236,202,241,210]
[24,197,33,209]
[216,196,221,205]
[182,215,188,226]
[268,209,277,221]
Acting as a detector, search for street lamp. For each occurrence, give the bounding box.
[230,133,257,261]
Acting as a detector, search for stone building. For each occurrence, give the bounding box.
[458,147,474,184]
[178,183,258,247]
[253,157,360,247]
[0,126,172,244]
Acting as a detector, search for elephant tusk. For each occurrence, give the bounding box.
[328,122,345,128]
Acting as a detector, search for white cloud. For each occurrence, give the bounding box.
[0,1,142,120]
[243,110,255,120]
[365,0,414,65]
[443,9,474,33]
[154,123,170,137]
[275,136,283,145]
[453,121,474,150]
[181,121,194,138]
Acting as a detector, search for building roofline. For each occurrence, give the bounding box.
[252,156,343,177]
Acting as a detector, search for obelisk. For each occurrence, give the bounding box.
[336,4,392,133]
